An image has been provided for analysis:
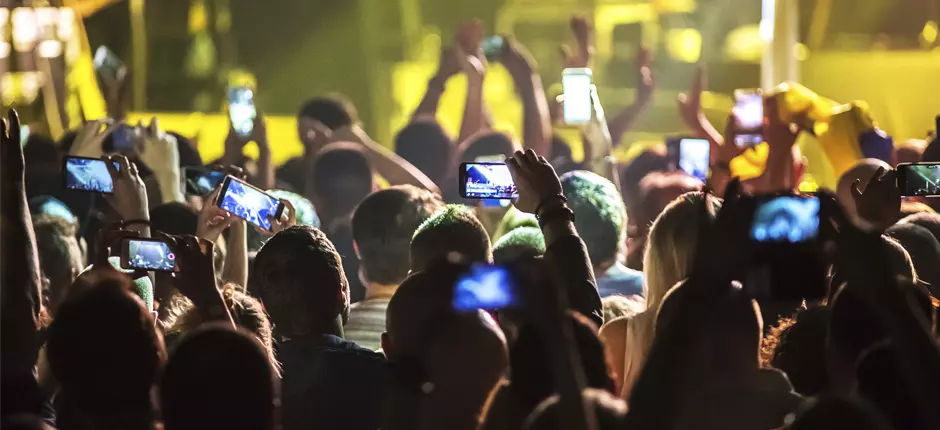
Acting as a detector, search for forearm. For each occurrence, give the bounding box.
[695,113,723,147]
[542,220,603,327]
[517,74,552,157]
[761,146,795,193]
[221,222,248,290]
[0,181,43,371]
[458,78,486,144]
[412,76,446,121]
[155,170,185,205]
[363,140,441,193]
[256,145,275,190]
[608,101,649,148]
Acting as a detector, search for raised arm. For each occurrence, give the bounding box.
[0,110,44,376]
[456,21,489,143]
[331,125,441,194]
[411,45,461,122]
[607,48,655,148]
[506,149,602,326]
[136,118,184,205]
[678,66,724,148]
[502,38,552,158]
[160,233,236,328]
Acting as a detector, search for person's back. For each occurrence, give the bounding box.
[560,171,643,298]
[346,186,444,350]
[248,225,385,430]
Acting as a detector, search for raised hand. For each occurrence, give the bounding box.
[157,233,233,325]
[136,118,180,173]
[677,66,706,129]
[501,36,537,81]
[436,45,462,81]
[634,48,654,107]
[763,96,799,152]
[1,109,24,184]
[560,16,594,68]
[267,198,297,234]
[70,119,122,159]
[456,20,487,83]
[103,154,149,223]
[851,166,901,232]
[196,187,240,243]
[505,149,563,214]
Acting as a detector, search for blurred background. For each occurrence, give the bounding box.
[2,0,939,165]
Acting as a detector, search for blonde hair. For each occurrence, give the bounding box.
[164,284,281,377]
[605,192,718,401]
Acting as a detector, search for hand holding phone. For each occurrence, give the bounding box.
[667,137,710,183]
[121,238,176,272]
[562,68,593,126]
[216,176,285,231]
[732,89,763,148]
[183,167,227,196]
[482,35,505,61]
[63,156,120,193]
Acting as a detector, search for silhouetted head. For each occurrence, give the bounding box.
[352,186,444,286]
[410,205,492,272]
[32,214,84,314]
[46,271,164,426]
[395,120,454,185]
[885,222,940,294]
[459,131,516,163]
[835,158,891,224]
[297,96,357,149]
[160,325,277,430]
[770,306,830,396]
[787,395,891,430]
[249,225,350,338]
[311,142,374,223]
[492,226,545,265]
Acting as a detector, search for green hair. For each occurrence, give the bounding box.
[413,205,478,239]
[493,206,539,241]
[492,227,546,264]
[560,171,627,266]
[411,204,492,269]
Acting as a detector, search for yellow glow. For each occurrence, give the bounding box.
[724,25,765,62]
[57,8,75,40]
[793,43,810,61]
[921,21,938,45]
[666,28,701,63]
[12,8,38,50]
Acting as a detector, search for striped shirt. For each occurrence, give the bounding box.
[344,297,392,351]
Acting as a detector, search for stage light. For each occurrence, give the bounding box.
[11,7,37,53]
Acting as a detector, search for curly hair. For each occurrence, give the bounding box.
[560,171,627,267]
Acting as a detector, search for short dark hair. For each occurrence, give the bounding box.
[410,205,492,271]
[150,202,199,236]
[32,215,83,311]
[46,272,164,418]
[560,171,627,267]
[160,325,276,430]
[459,131,515,163]
[492,226,545,264]
[248,226,350,338]
[297,97,356,130]
[395,120,453,184]
[885,223,940,293]
[352,186,444,285]
[311,143,374,220]
[385,260,464,359]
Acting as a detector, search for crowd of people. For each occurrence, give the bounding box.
[2,16,940,430]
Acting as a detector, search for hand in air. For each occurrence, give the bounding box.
[505,149,563,214]
[763,96,799,152]
[456,20,487,82]
[634,47,655,108]
[436,45,462,81]
[266,198,297,234]
[1,109,25,184]
[136,117,180,175]
[500,37,537,81]
[157,232,218,303]
[560,16,594,68]
[851,166,901,232]
[677,66,707,130]
[70,119,122,159]
[196,187,240,243]
[104,155,149,222]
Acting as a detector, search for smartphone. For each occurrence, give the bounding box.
[228,87,257,137]
[183,167,226,196]
[751,195,821,243]
[216,176,285,231]
[733,89,763,148]
[482,35,505,61]
[63,156,120,193]
[562,68,593,125]
[667,137,710,183]
[459,162,518,200]
[896,162,940,197]
[19,125,29,147]
[453,264,518,311]
[121,238,176,272]
[93,46,125,82]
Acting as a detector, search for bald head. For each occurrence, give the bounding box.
[836,159,891,223]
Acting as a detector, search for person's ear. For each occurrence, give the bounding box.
[381,332,394,358]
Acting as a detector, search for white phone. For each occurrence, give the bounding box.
[562,68,593,125]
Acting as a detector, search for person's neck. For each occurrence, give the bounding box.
[364,282,398,301]
[283,316,346,342]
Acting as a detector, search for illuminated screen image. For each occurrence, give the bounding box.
[65,157,119,193]
[902,164,940,196]
[128,240,175,272]
[185,169,226,195]
[751,196,820,243]
[219,179,280,230]
[562,72,592,124]
[679,138,710,182]
[463,163,518,200]
[453,265,517,311]
[734,93,763,129]
[229,87,256,136]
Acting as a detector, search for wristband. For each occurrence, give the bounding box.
[537,206,575,229]
[535,194,568,217]
[121,219,151,229]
